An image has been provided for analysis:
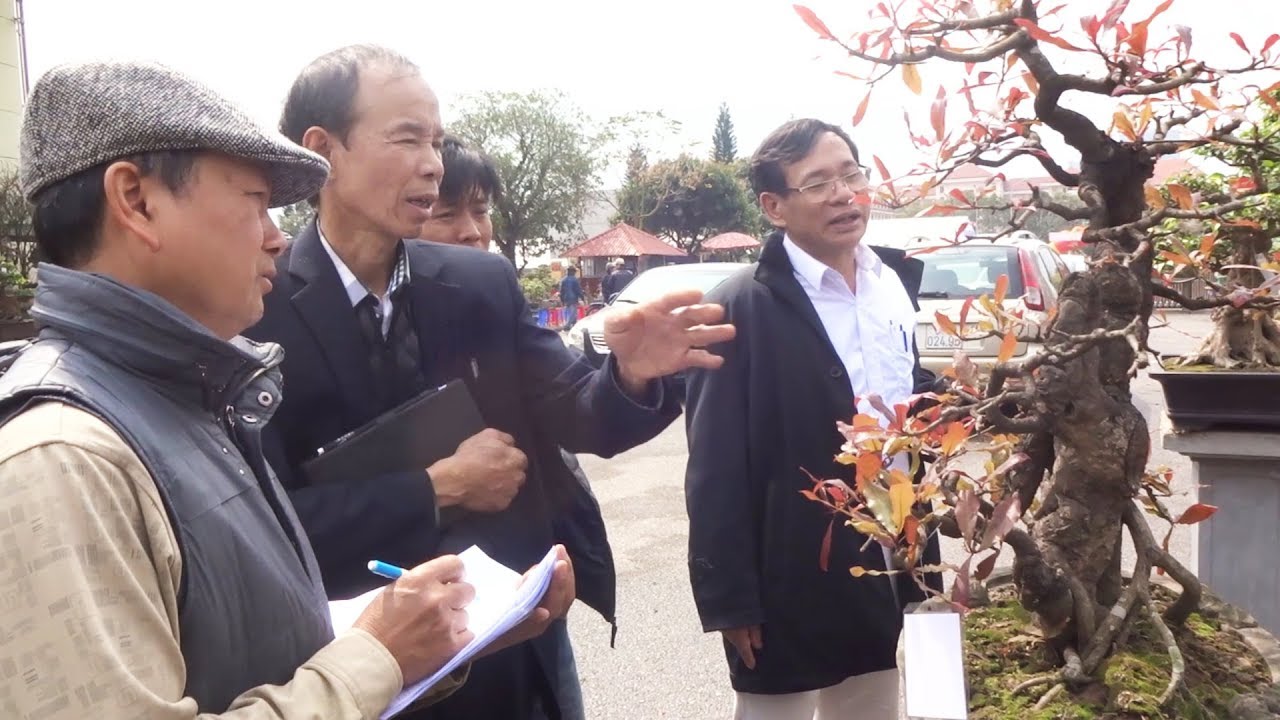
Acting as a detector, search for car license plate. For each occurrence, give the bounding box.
[924,326,963,350]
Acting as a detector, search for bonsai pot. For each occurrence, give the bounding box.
[1149,362,1280,432]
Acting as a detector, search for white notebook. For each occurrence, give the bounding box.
[328,545,559,719]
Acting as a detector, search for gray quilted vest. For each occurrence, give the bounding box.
[0,265,334,712]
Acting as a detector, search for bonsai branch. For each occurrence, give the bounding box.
[1151,283,1280,311]
[1147,600,1186,706]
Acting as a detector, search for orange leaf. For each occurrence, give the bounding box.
[940,422,970,456]
[994,274,1009,303]
[793,4,835,40]
[1199,233,1217,257]
[1167,183,1194,209]
[852,91,872,126]
[1013,18,1086,51]
[935,311,958,337]
[1113,110,1138,141]
[889,483,915,533]
[1264,33,1280,56]
[1176,503,1218,524]
[1159,250,1193,266]
[998,332,1017,363]
[1143,184,1166,209]
[855,452,883,492]
[1127,21,1149,56]
[902,64,923,95]
[1138,101,1154,135]
[1229,32,1249,53]
[1191,89,1220,111]
[1022,71,1039,94]
[959,296,975,327]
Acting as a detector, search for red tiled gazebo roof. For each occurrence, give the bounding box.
[562,223,687,258]
[702,232,760,250]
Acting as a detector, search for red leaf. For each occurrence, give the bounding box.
[873,155,892,184]
[949,188,971,205]
[1176,503,1218,525]
[979,494,1023,552]
[952,555,972,608]
[793,4,835,40]
[1143,0,1174,25]
[975,548,1001,581]
[931,86,947,142]
[1013,18,1086,51]
[1230,32,1250,53]
[1101,0,1130,27]
[852,91,872,126]
[819,519,834,572]
[1264,33,1280,56]
[959,296,975,327]
[1231,176,1258,194]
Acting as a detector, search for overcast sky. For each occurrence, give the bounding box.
[22,0,1280,186]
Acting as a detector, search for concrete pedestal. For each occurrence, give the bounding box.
[1163,416,1280,636]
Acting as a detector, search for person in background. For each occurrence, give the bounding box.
[249,44,734,720]
[419,134,620,718]
[683,118,938,720]
[559,265,584,330]
[0,58,572,720]
[602,258,636,302]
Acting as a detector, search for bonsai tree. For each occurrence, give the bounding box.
[790,0,1280,711]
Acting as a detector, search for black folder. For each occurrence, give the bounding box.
[301,379,486,486]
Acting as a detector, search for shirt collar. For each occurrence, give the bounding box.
[782,234,883,292]
[317,224,411,308]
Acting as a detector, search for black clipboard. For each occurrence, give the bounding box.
[301,379,485,486]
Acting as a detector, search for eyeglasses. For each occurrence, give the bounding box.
[788,168,873,200]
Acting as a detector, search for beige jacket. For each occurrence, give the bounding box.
[0,401,461,719]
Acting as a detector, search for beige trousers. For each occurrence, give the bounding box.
[731,669,899,720]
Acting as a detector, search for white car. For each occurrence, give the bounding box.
[566,262,748,373]
[910,237,1072,375]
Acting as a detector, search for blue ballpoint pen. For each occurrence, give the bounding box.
[367,560,407,580]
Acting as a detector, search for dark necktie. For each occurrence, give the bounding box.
[355,291,427,412]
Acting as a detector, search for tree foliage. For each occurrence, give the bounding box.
[792,0,1280,709]
[614,155,759,254]
[712,103,738,163]
[450,90,607,265]
[276,202,315,240]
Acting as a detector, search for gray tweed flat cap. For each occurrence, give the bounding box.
[19,60,328,207]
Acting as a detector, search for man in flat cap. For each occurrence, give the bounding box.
[0,60,573,720]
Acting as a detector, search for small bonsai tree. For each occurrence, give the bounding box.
[791,0,1280,709]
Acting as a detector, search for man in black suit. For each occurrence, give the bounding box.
[684,119,939,719]
[246,45,734,720]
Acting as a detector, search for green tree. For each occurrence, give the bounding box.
[450,90,606,266]
[712,103,738,163]
[276,202,315,239]
[624,156,757,254]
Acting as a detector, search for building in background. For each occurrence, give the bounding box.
[0,1,25,168]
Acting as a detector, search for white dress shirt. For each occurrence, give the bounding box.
[782,235,918,422]
[318,226,411,337]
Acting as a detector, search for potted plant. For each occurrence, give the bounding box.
[790,0,1280,715]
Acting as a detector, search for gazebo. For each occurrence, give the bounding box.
[700,232,761,261]
[561,223,688,297]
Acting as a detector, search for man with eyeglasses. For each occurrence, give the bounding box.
[683,118,938,719]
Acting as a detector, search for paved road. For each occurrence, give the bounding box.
[566,311,1215,720]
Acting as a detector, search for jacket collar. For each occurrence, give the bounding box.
[30,263,280,412]
[285,221,466,422]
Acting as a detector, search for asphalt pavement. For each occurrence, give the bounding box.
[565,310,1215,720]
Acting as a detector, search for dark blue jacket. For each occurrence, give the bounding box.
[246,225,680,718]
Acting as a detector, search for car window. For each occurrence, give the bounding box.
[918,246,1025,299]
[1036,246,1066,290]
[613,267,738,304]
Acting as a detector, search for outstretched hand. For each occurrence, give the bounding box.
[604,289,736,393]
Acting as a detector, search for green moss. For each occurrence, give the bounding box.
[962,585,1271,719]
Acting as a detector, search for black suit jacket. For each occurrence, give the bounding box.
[246,223,680,717]
[684,232,938,695]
